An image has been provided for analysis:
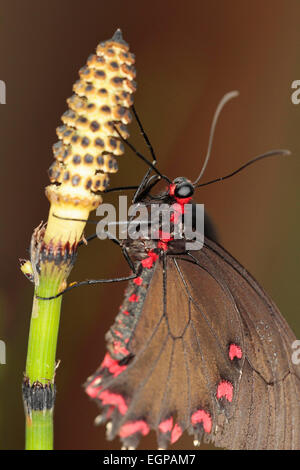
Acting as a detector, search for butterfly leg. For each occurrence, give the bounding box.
[36,230,140,300]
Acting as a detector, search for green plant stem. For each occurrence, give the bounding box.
[26,275,63,382]
[25,410,53,450]
[24,267,65,450]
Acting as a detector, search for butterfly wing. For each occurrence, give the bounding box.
[85,238,300,449]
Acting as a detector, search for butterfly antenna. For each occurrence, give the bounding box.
[131,105,157,164]
[193,90,239,185]
[113,123,171,183]
[195,149,291,188]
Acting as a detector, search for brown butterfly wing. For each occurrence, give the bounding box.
[179,239,300,449]
[86,238,300,449]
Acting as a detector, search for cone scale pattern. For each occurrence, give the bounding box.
[46,29,136,211]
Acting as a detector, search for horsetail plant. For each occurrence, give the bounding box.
[20,29,136,450]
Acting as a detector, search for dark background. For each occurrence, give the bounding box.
[0,0,299,450]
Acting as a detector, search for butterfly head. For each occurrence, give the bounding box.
[168,177,194,204]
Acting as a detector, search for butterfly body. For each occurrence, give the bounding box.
[85,180,300,449]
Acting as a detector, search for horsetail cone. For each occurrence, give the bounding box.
[22,30,136,408]
[44,28,136,245]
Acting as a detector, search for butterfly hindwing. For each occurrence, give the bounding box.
[85,237,300,449]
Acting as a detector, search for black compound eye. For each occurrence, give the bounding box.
[174,182,194,199]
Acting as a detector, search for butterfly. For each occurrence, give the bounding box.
[82,91,300,450]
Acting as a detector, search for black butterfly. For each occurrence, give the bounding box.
[75,91,300,449]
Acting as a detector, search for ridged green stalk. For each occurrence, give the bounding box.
[24,264,66,450]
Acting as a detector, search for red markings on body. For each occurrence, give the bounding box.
[158,416,173,433]
[171,203,184,223]
[191,409,212,433]
[159,230,173,241]
[101,353,127,377]
[170,423,183,444]
[169,184,176,197]
[229,343,243,360]
[114,330,123,338]
[99,390,128,415]
[169,184,192,206]
[157,230,173,252]
[217,380,233,402]
[157,240,168,251]
[122,310,130,316]
[85,377,102,398]
[128,293,139,302]
[113,340,129,356]
[133,277,143,285]
[141,251,159,269]
[119,420,150,438]
[176,196,191,205]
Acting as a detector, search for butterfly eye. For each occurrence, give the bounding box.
[174,182,194,199]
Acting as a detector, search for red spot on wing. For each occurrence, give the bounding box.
[122,310,130,316]
[86,377,102,398]
[101,353,127,377]
[170,423,183,444]
[158,416,173,433]
[217,380,233,402]
[133,277,143,286]
[106,406,115,420]
[229,343,243,360]
[128,293,139,302]
[119,420,150,438]
[99,390,128,415]
[191,409,212,433]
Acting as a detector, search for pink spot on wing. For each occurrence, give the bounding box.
[101,353,114,369]
[106,406,115,420]
[217,380,233,402]
[85,377,102,398]
[128,293,139,302]
[99,390,128,415]
[229,343,243,360]
[133,277,143,286]
[159,417,173,433]
[101,353,127,377]
[123,310,130,316]
[170,423,183,444]
[119,420,150,438]
[191,409,212,433]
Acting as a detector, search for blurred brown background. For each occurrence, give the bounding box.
[0,0,299,450]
